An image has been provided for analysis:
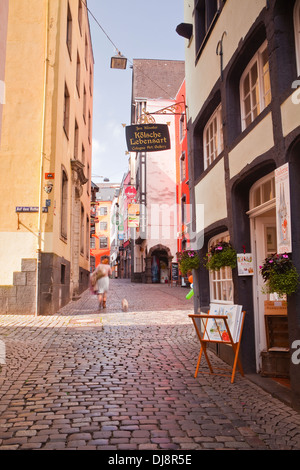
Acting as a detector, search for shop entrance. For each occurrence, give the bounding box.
[248,172,289,376]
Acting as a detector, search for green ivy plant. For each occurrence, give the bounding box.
[177,250,200,275]
[260,253,299,297]
[204,241,237,271]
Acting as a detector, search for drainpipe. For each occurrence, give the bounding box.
[36,0,49,316]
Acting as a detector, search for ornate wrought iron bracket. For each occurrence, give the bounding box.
[137,101,187,124]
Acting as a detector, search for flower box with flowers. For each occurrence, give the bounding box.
[177,250,200,275]
[204,242,237,271]
[260,253,299,297]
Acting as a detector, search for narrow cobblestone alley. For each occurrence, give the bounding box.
[0,279,300,453]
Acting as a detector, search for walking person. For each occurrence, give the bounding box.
[94,258,112,309]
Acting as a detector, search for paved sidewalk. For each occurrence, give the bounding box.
[0,279,299,450]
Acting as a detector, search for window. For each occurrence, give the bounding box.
[100,237,108,248]
[294,0,300,76]
[74,120,79,159]
[61,264,66,284]
[88,110,91,143]
[63,83,70,137]
[195,0,221,56]
[76,52,81,95]
[203,104,223,169]
[83,85,87,122]
[180,152,186,181]
[90,237,95,249]
[61,169,68,239]
[89,65,93,95]
[208,232,233,304]
[85,34,88,69]
[100,206,108,216]
[80,204,84,254]
[86,216,89,258]
[78,0,82,34]
[66,3,72,59]
[179,113,185,141]
[240,41,271,130]
[82,144,85,165]
[248,172,275,217]
[100,221,108,231]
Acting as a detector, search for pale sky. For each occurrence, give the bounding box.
[86,0,185,184]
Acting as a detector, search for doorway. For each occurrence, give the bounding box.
[248,172,289,376]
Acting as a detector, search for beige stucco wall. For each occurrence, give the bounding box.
[0,0,9,144]
[281,89,300,137]
[194,159,227,229]
[184,0,266,122]
[228,113,274,179]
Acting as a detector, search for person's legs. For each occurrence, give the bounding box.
[98,293,103,308]
[103,292,107,308]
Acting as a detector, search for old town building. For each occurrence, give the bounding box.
[181,0,300,410]
[0,0,94,314]
[128,59,185,283]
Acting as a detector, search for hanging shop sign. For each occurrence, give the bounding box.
[275,163,292,253]
[125,186,137,201]
[128,203,140,228]
[125,123,170,153]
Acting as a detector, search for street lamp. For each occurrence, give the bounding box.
[110,51,127,70]
[92,175,110,182]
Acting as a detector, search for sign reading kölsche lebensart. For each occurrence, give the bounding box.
[125,124,170,153]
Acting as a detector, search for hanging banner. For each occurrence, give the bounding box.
[128,203,140,228]
[125,124,170,153]
[275,163,292,253]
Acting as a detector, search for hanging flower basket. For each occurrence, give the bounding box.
[259,253,299,297]
[177,250,200,275]
[204,241,237,271]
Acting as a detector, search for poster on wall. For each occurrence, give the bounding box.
[275,163,292,253]
[237,253,254,276]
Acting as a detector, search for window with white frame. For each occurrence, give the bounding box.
[294,0,300,76]
[240,40,272,131]
[249,172,275,212]
[208,232,234,304]
[203,104,223,169]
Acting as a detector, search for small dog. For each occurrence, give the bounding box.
[122,298,128,312]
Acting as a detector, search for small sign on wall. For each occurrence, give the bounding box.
[237,253,254,276]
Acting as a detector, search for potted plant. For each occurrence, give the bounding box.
[204,241,237,271]
[260,253,299,297]
[177,250,200,275]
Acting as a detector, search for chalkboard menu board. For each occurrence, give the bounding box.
[171,262,179,281]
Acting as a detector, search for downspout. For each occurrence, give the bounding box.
[36,0,49,316]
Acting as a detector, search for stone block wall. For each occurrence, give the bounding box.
[0,258,37,314]
[0,256,90,315]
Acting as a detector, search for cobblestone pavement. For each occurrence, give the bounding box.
[0,279,300,451]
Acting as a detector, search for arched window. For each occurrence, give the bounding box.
[208,231,233,304]
[294,0,300,76]
[248,172,275,217]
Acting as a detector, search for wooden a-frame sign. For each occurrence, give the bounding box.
[189,306,246,383]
